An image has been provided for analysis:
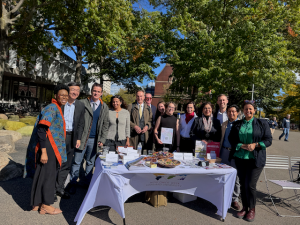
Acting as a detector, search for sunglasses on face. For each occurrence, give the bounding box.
[145,97,152,100]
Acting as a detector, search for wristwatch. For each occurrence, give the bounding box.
[255,143,259,147]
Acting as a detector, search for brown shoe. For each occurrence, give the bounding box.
[245,208,255,222]
[231,201,240,211]
[236,207,247,219]
[39,206,62,215]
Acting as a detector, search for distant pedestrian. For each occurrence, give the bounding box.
[268,117,278,138]
[279,114,290,142]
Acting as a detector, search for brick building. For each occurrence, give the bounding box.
[152,64,173,107]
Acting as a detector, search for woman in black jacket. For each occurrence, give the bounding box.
[228,101,272,222]
[190,102,221,149]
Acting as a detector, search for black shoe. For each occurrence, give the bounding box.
[56,190,71,199]
[68,185,77,195]
[284,139,289,142]
[279,136,282,140]
[54,194,58,202]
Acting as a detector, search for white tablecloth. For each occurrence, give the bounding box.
[74,157,237,224]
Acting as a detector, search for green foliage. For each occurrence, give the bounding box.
[4,121,27,131]
[115,88,136,106]
[17,126,34,136]
[102,92,113,106]
[0,119,8,130]
[149,0,300,108]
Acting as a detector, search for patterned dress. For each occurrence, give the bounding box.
[24,99,67,178]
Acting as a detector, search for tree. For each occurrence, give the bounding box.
[51,0,135,83]
[149,0,300,107]
[87,9,165,89]
[0,0,58,98]
[102,91,113,106]
[115,88,136,105]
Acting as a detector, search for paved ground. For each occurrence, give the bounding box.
[1,129,300,225]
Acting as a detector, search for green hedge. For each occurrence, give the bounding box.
[4,121,27,131]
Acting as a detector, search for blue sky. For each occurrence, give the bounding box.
[53,1,167,94]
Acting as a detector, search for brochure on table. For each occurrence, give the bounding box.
[195,141,206,158]
[161,127,173,144]
[106,153,119,162]
[173,152,193,161]
[206,142,220,157]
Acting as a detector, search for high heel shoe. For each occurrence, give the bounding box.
[39,206,62,215]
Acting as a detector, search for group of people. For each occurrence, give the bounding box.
[24,83,273,222]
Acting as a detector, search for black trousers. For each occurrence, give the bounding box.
[56,133,74,192]
[235,158,263,209]
[31,138,58,206]
[179,136,194,153]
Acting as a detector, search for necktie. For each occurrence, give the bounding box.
[139,105,142,119]
[92,103,96,112]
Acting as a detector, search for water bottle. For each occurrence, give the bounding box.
[177,113,180,120]
[137,142,142,156]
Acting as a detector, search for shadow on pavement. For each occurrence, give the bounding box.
[0,177,32,211]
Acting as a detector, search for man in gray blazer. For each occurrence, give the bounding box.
[55,82,85,200]
[219,104,241,211]
[68,83,109,194]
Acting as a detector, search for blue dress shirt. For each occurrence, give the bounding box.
[64,100,76,132]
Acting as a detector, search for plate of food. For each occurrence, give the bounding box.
[153,151,173,159]
[157,158,181,168]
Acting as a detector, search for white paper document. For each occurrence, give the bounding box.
[184,153,193,161]
[161,127,173,144]
[173,153,184,160]
[127,149,138,155]
[118,147,127,154]
[106,154,119,162]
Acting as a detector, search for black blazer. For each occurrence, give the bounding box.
[228,117,272,167]
[150,104,157,128]
[62,100,85,148]
[190,117,221,145]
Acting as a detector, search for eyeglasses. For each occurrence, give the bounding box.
[58,95,69,98]
[145,97,152,100]
[168,107,175,109]
[244,100,255,104]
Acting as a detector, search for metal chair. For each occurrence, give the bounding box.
[290,156,300,182]
[261,155,300,217]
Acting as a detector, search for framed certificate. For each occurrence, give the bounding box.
[161,127,173,144]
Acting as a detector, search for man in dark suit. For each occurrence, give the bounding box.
[55,82,85,200]
[145,93,156,150]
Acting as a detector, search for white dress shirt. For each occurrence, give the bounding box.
[90,98,101,111]
[180,113,197,138]
[64,100,76,131]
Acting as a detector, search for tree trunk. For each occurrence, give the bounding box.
[75,46,82,83]
[0,42,6,99]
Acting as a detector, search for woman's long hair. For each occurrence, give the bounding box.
[155,101,166,122]
[110,95,127,109]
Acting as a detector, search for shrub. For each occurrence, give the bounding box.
[0,119,8,130]
[17,126,34,136]
[19,118,37,126]
[4,121,26,131]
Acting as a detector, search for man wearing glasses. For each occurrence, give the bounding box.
[55,82,85,200]
[145,93,156,149]
[219,104,241,211]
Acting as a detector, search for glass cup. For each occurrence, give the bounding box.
[148,150,153,156]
